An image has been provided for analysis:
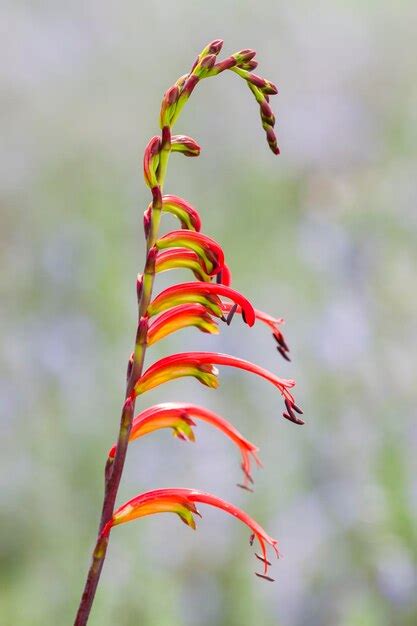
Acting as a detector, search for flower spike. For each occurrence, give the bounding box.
[75,42,299,624]
[108,402,262,488]
[100,488,279,579]
[155,231,225,276]
[147,281,255,326]
[134,351,303,423]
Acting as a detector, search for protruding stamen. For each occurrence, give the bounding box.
[282,411,305,425]
[277,346,291,361]
[255,553,272,566]
[237,483,254,493]
[255,573,274,582]
[226,303,238,326]
[274,333,289,352]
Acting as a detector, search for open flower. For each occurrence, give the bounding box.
[147,281,255,325]
[108,402,262,488]
[100,488,279,579]
[133,351,303,423]
[155,231,225,276]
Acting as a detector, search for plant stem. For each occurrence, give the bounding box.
[74,51,222,623]
[73,134,171,626]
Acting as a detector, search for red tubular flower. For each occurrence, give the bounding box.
[161,195,202,231]
[155,231,225,276]
[147,304,219,345]
[222,303,291,361]
[155,249,211,282]
[100,488,279,579]
[134,351,303,423]
[108,402,262,488]
[147,281,255,326]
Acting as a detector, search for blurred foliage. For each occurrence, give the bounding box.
[1,1,417,625]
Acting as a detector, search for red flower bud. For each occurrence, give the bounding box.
[143,136,161,188]
[208,39,224,55]
[171,134,201,157]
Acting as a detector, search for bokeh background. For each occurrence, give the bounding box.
[1,2,417,625]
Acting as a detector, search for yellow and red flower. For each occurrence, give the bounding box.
[132,351,303,424]
[147,281,255,325]
[100,488,279,580]
[108,402,262,488]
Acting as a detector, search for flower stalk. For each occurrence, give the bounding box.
[74,39,300,626]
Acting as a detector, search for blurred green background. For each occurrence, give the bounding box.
[1,1,417,625]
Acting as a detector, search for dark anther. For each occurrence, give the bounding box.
[216,271,222,284]
[283,411,305,425]
[249,533,255,546]
[226,303,238,326]
[255,553,272,566]
[277,346,291,361]
[285,399,296,419]
[255,573,274,582]
[220,315,227,323]
[292,403,303,415]
[241,464,254,484]
[237,483,254,493]
[273,333,289,352]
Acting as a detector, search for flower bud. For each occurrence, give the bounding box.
[266,127,279,155]
[246,73,277,94]
[160,85,179,127]
[143,206,151,237]
[171,134,201,157]
[233,49,257,64]
[200,54,217,70]
[143,136,161,188]
[208,39,224,55]
[260,99,275,126]
[213,57,237,73]
[136,273,143,301]
[241,59,258,71]
[182,74,200,97]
